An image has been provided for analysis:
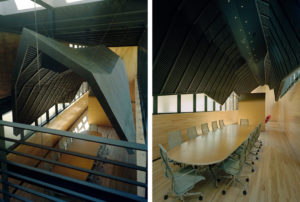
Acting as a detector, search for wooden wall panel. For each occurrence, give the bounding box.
[0,32,20,99]
[152,111,239,160]
[265,83,300,160]
[238,98,265,131]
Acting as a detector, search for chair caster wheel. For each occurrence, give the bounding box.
[199,195,203,200]
[246,178,249,182]
[164,195,168,200]
[243,190,247,195]
[217,178,221,182]
[256,157,259,160]
[256,153,258,155]
[258,150,260,152]
[252,161,254,165]
[251,168,255,172]
[222,190,226,195]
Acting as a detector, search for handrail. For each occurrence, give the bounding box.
[0,120,148,201]
[0,120,147,151]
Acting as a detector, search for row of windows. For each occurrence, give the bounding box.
[154,92,238,114]
[69,43,88,49]
[280,68,300,98]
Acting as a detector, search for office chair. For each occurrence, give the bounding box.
[219,120,225,129]
[187,126,198,140]
[201,123,210,135]
[159,144,205,201]
[218,139,249,195]
[168,130,183,150]
[212,121,218,132]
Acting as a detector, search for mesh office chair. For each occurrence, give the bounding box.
[219,120,225,129]
[187,127,198,140]
[168,131,183,150]
[218,139,250,195]
[212,121,218,132]
[240,119,249,126]
[159,144,205,201]
[201,123,210,135]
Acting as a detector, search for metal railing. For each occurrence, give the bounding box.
[0,120,147,201]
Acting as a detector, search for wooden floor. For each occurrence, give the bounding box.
[153,130,300,202]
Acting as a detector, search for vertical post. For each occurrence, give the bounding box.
[46,111,49,123]
[0,119,10,201]
[63,103,66,109]
[204,96,207,112]
[177,94,181,113]
[35,120,38,126]
[193,94,196,112]
[55,104,58,115]
[153,96,157,115]
[213,101,215,111]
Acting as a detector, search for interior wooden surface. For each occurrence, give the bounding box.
[238,98,265,131]
[168,124,254,166]
[7,92,89,164]
[50,129,101,180]
[153,129,300,202]
[265,82,300,161]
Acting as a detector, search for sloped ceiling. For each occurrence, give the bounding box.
[153,0,300,103]
[0,0,147,47]
[12,28,136,142]
[256,0,300,100]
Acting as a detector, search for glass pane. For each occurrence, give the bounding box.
[49,105,56,118]
[196,94,205,112]
[181,94,193,112]
[157,95,177,113]
[215,102,220,111]
[58,103,63,111]
[207,96,214,111]
[2,110,12,122]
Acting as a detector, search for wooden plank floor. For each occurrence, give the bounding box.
[153,130,300,202]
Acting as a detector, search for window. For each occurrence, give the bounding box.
[181,94,193,112]
[207,96,214,111]
[2,110,12,122]
[215,102,220,111]
[58,103,63,112]
[157,95,177,113]
[49,105,56,118]
[196,94,205,112]
[15,0,42,10]
[280,68,300,97]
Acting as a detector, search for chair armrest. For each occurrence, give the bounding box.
[174,168,196,179]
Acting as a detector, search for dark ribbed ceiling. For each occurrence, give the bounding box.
[0,0,147,47]
[12,28,136,142]
[153,0,258,104]
[153,0,300,103]
[256,0,300,100]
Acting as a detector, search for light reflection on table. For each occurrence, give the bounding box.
[168,124,254,166]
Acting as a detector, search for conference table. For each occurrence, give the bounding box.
[168,124,255,166]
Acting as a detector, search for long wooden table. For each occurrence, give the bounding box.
[168,124,254,166]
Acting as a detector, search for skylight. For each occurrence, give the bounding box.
[66,0,84,3]
[15,0,42,10]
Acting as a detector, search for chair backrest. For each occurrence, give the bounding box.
[212,121,218,132]
[158,144,174,180]
[240,119,249,126]
[239,139,249,168]
[187,126,198,140]
[201,123,210,135]
[219,120,225,129]
[168,131,183,150]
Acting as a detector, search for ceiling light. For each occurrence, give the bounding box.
[15,0,42,10]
